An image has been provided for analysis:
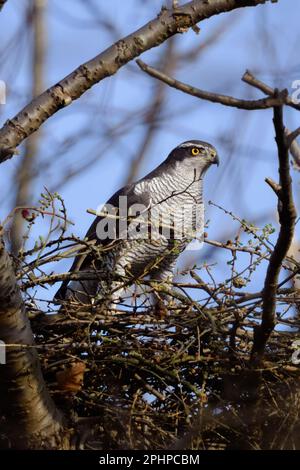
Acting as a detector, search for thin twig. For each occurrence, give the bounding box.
[242,70,300,111]
[251,102,297,362]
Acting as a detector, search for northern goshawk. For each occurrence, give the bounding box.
[55,140,219,309]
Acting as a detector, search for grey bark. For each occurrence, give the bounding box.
[0,236,64,449]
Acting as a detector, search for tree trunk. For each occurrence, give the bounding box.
[0,237,67,449]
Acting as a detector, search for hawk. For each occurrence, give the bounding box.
[55,140,219,310]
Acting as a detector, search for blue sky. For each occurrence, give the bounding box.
[0,0,299,301]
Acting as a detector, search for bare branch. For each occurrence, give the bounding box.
[0,0,277,163]
[265,177,281,196]
[251,103,297,362]
[10,0,46,255]
[285,128,300,170]
[136,59,287,110]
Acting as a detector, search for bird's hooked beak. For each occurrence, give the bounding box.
[213,153,220,167]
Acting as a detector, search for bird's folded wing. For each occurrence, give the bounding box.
[54,181,151,300]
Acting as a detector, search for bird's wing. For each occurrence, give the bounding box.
[54,182,151,300]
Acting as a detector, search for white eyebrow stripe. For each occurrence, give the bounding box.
[179,142,206,149]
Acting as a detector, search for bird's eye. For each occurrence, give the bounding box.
[191,147,200,156]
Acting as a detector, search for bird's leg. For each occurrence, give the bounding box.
[96,264,128,312]
[150,261,176,318]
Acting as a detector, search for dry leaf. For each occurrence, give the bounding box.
[56,362,86,392]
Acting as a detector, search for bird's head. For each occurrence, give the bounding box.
[166,140,219,176]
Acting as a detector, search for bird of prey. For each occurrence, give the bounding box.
[55,140,219,310]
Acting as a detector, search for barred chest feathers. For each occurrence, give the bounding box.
[135,163,205,243]
[54,139,218,304]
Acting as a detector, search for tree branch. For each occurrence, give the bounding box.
[0,0,277,162]
[251,103,297,362]
[136,59,287,110]
[0,235,64,448]
[243,70,300,170]
[264,177,281,196]
[242,69,300,111]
